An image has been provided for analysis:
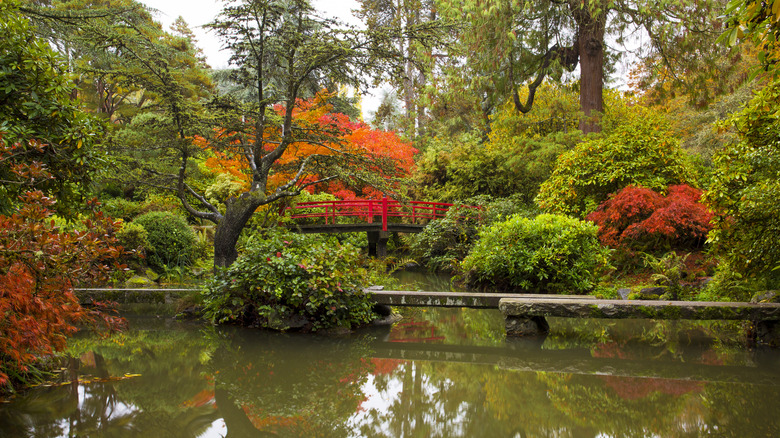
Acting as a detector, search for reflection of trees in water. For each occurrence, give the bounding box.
[2,312,779,437]
[208,328,377,437]
[0,324,220,438]
[354,357,780,438]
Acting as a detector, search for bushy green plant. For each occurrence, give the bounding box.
[705,79,780,288]
[202,230,378,330]
[116,221,151,253]
[461,214,611,294]
[407,195,536,271]
[413,129,580,204]
[644,252,693,300]
[536,105,695,217]
[132,211,196,270]
[100,197,144,221]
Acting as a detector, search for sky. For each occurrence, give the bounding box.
[137,0,387,119]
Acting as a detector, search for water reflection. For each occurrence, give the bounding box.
[1,311,779,437]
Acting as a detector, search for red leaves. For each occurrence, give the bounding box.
[0,139,126,388]
[586,184,714,250]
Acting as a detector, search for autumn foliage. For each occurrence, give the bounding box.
[199,92,417,201]
[586,185,714,251]
[0,137,126,390]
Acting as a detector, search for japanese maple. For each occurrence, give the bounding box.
[586,185,714,251]
[199,91,417,202]
[0,137,126,390]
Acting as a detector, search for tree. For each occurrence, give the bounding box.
[1,0,104,218]
[535,104,695,216]
[437,0,732,133]
[33,0,442,268]
[0,1,124,390]
[721,0,780,77]
[356,0,439,137]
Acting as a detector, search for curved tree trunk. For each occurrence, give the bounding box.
[213,193,265,268]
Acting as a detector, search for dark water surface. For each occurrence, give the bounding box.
[2,308,780,437]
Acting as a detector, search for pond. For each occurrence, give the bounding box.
[1,306,779,438]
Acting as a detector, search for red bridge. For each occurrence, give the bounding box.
[282,196,479,257]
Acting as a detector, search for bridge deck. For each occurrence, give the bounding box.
[288,223,426,234]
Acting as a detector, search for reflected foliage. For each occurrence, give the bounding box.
[1,311,779,437]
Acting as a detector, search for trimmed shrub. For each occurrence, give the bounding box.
[202,230,377,330]
[586,185,714,251]
[132,211,196,269]
[461,214,611,294]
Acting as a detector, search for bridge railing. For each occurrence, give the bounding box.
[284,196,480,231]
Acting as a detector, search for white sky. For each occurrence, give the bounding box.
[138,0,387,120]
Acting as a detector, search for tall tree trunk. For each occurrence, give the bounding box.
[574,6,606,134]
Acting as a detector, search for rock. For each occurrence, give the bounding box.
[751,291,780,304]
[505,316,549,336]
[144,268,160,282]
[125,275,155,288]
[372,313,403,326]
[639,286,666,297]
[617,288,632,300]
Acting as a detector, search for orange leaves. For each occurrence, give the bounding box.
[201,90,417,200]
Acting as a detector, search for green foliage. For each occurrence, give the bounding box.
[407,195,536,271]
[705,79,780,287]
[116,221,151,256]
[201,230,377,331]
[721,0,780,78]
[536,105,695,217]
[0,1,104,218]
[644,252,692,300]
[414,126,580,204]
[100,197,144,222]
[461,214,611,294]
[132,211,196,270]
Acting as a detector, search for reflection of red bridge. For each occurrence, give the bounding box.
[283,196,480,257]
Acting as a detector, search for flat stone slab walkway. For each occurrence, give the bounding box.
[500,297,780,344]
[369,290,596,309]
[499,297,780,321]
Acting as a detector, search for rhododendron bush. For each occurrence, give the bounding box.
[586,185,714,251]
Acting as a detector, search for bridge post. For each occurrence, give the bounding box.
[367,230,390,258]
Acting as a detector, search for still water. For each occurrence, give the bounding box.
[1,308,780,438]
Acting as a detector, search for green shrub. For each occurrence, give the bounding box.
[202,230,378,330]
[408,195,537,271]
[461,214,611,294]
[116,222,151,253]
[132,211,196,269]
[100,197,144,222]
[536,106,695,217]
[705,79,780,287]
[413,129,579,204]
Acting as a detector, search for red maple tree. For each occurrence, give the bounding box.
[0,136,126,389]
[586,184,714,251]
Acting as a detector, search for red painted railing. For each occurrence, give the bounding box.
[283,195,480,231]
